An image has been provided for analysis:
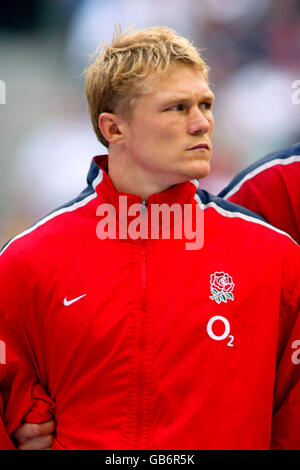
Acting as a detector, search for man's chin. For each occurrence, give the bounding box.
[158,161,211,188]
[187,161,211,180]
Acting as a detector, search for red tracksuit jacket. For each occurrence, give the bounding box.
[218,143,300,244]
[0,155,300,450]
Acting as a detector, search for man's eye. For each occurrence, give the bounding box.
[167,104,185,111]
[200,102,212,110]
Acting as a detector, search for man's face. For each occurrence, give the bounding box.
[120,64,215,189]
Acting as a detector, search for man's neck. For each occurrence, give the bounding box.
[107,151,171,200]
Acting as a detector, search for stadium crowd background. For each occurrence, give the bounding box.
[0,0,299,247]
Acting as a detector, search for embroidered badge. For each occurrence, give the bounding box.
[210,271,234,304]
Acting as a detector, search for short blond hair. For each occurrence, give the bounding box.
[84,26,210,147]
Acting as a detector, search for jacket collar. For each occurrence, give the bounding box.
[87,155,199,207]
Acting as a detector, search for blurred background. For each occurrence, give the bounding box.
[0,0,300,246]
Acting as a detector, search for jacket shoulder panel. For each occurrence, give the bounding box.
[196,188,297,245]
[0,168,103,257]
[218,143,300,200]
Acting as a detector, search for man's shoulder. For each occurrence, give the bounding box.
[0,184,97,260]
[197,188,298,246]
[218,142,300,200]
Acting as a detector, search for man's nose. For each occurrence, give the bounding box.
[188,108,210,135]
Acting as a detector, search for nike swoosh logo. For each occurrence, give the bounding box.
[63,294,86,306]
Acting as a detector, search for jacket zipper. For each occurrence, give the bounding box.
[136,200,147,449]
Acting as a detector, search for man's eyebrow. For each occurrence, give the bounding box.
[160,92,215,103]
[201,93,215,101]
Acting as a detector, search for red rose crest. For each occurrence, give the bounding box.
[209,271,234,304]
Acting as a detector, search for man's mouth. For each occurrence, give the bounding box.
[186,143,209,151]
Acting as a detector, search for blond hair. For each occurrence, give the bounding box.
[84,26,210,147]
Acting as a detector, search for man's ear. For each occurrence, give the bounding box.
[98,113,125,145]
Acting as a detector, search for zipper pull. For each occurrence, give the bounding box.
[141,199,147,215]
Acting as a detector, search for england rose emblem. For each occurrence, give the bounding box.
[209,272,234,304]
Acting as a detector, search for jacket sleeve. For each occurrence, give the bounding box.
[0,243,55,444]
[271,240,300,449]
[0,393,17,449]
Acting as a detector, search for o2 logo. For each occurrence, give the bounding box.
[206,315,234,347]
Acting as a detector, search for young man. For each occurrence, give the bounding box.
[218,142,300,244]
[1,26,300,450]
